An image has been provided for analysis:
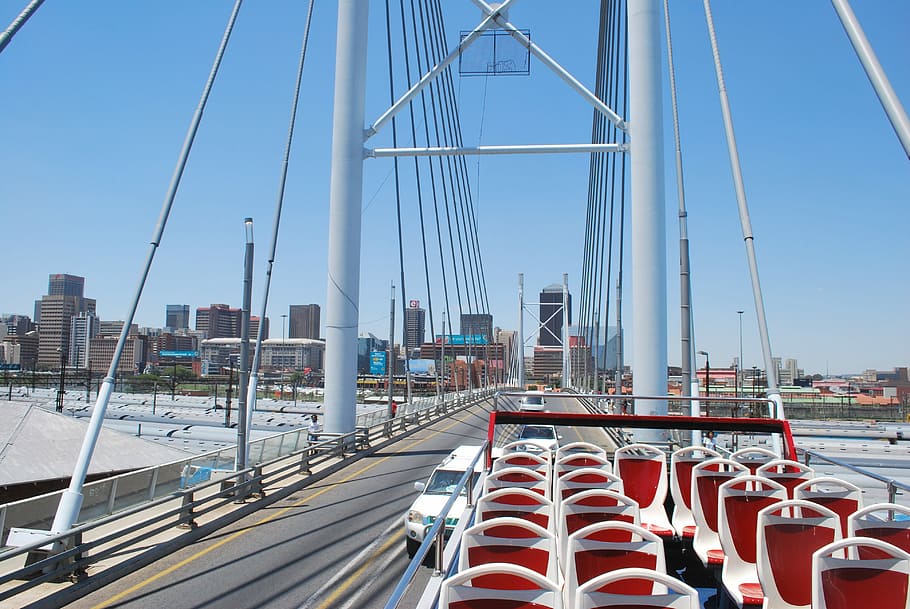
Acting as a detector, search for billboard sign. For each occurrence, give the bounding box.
[160,350,198,358]
[370,351,387,375]
[435,334,488,345]
[408,359,436,375]
[409,299,420,309]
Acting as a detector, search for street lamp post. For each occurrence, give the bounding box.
[56,347,67,413]
[737,310,744,399]
[697,350,710,414]
[281,314,287,344]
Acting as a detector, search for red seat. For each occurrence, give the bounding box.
[756,459,814,500]
[563,521,666,607]
[459,517,559,583]
[477,487,554,532]
[554,452,612,479]
[669,446,721,538]
[555,467,624,510]
[757,499,841,609]
[717,476,787,607]
[690,458,748,567]
[795,476,862,537]
[812,537,910,609]
[574,567,700,609]
[730,447,777,475]
[556,441,607,463]
[493,451,551,480]
[558,489,640,562]
[484,466,551,499]
[439,563,563,609]
[614,444,673,536]
[848,502,910,557]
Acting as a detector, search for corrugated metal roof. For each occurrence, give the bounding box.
[0,403,193,486]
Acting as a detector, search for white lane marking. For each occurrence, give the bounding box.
[297,517,401,609]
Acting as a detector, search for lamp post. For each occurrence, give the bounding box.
[236,217,254,481]
[736,310,744,399]
[281,314,287,344]
[697,350,710,413]
[56,347,67,412]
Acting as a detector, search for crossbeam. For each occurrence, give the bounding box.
[367,143,626,158]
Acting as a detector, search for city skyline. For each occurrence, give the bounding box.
[1,3,907,375]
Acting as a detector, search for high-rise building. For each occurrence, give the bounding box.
[538,284,571,347]
[196,304,240,339]
[165,304,190,330]
[195,304,268,340]
[460,313,493,342]
[289,304,321,339]
[68,312,98,369]
[48,274,85,298]
[35,274,96,369]
[404,303,426,352]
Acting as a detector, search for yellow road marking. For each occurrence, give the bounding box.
[313,531,401,609]
[90,412,475,609]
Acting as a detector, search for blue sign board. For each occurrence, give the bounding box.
[435,334,488,345]
[370,351,387,375]
[160,350,198,358]
[0,363,21,371]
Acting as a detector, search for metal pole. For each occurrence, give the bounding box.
[236,218,254,476]
[562,273,570,389]
[737,309,744,399]
[518,274,525,388]
[629,0,668,428]
[614,277,623,402]
[703,0,783,427]
[830,0,910,159]
[0,0,45,55]
[47,0,243,536]
[440,311,446,399]
[56,348,66,413]
[323,0,369,437]
[387,282,395,418]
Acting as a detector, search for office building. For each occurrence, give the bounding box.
[289,304,320,339]
[404,303,426,352]
[460,313,493,342]
[68,312,98,369]
[196,304,240,339]
[165,304,190,330]
[48,273,85,298]
[35,274,96,369]
[538,284,571,347]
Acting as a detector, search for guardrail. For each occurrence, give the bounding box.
[798,447,910,504]
[384,443,487,609]
[0,387,494,604]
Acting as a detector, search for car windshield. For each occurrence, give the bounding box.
[521,396,544,405]
[519,425,556,440]
[424,469,468,495]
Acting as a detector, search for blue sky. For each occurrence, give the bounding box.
[1,1,907,376]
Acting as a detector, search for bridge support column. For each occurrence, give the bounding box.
[629,0,668,431]
[323,0,370,436]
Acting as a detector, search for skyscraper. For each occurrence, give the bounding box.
[289,304,320,339]
[538,284,571,347]
[69,311,97,369]
[35,274,96,369]
[166,304,190,330]
[404,303,426,352]
[48,274,85,298]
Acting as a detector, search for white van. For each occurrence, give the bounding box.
[519,391,546,412]
[403,445,483,557]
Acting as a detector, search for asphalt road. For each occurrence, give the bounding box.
[59,399,496,609]
[49,394,605,609]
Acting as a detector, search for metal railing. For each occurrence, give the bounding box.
[383,443,487,609]
[799,447,910,504]
[0,390,477,547]
[0,387,494,604]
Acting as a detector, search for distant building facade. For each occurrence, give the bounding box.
[165,304,190,330]
[34,274,96,369]
[404,303,426,353]
[195,303,267,340]
[289,304,320,339]
[68,312,98,369]
[200,338,323,373]
[538,284,571,347]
